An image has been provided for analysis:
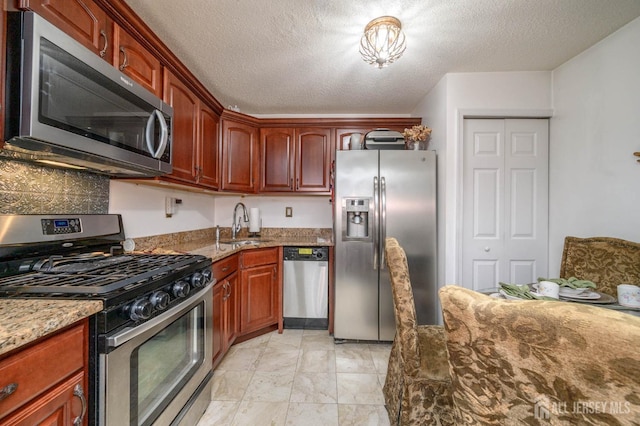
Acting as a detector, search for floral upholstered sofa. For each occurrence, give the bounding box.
[439,285,640,425]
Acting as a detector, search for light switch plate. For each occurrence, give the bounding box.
[285,207,293,217]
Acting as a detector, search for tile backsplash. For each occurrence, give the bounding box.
[0,159,110,214]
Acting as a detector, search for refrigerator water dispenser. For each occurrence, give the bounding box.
[344,198,370,239]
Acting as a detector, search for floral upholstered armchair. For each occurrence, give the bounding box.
[439,285,640,425]
[560,236,640,297]
[383,237,454,425]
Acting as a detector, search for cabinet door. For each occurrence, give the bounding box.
[0,322,86,420]
[221,120,258,192]
[296,128,332,192]
[212,280,224,366]
[226,271,239,346]
[20,0,112,61]
[163,70,198,183]
[260,128,295,192]
[113,24,162,97]
[240,265,278,334]
[198,104,220,189]
[2,371,86,426]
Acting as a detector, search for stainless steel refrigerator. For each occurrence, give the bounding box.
[333,150,437,341]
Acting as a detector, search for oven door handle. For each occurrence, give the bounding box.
[105,282,213,348]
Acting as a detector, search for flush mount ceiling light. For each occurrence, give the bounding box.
[359,16,406,69]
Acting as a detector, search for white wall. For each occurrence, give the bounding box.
[548,17,640,274]
[213,195,333,229]
[413,71,553,288]
[109,181,217,238]
[109,180,333,238]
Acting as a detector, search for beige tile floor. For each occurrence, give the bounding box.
[197,329,392,426]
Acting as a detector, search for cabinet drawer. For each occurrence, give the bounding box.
[0,322,86,420]
[241,247,279,268]
[212,254,238,281]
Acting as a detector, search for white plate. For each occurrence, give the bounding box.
[558,287,591,297]
[559,291,601,300]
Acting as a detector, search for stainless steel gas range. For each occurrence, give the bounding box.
[0,214,214,426]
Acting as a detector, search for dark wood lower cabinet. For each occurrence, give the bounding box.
[239,247,282,336]
[240,264,278,334]
[212,255,239,368]
[212,248,282,368]
[0,321,88,425]
[2,372,85,426]
[212,271,239,368]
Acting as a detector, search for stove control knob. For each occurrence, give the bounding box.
[129,299,153,321]
[190,272,205,288]
[149,291,170,310]
[201,268,213,284]
[172,280,191,298]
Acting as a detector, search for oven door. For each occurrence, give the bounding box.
[99,284,212,426]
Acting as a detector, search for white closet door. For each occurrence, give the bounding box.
[462,118,549,290]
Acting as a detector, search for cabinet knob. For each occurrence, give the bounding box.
[484,246,491,252]
[0,382,18,401]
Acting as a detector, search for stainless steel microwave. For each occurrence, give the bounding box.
[3,12,173,177]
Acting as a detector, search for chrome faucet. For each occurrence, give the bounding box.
[231,202,249,239]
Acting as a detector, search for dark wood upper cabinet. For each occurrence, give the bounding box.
[19,0,113,61]
[260,128,295,192]
[198,104,221,189]
[113,23,162,97]
[163,69,199,183]
[221,118,258,193]
[296,128,332,192]
[260,127,332,193]
[161,70,220,190]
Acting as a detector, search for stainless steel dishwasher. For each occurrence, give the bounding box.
[283,246,329,329]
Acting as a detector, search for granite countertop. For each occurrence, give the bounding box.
[169,236,333,261]
[0,299,103,357]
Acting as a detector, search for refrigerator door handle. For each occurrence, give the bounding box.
[373,176,379,270]
[380,176,387,270]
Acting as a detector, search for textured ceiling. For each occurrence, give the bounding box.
[124,0,640,115]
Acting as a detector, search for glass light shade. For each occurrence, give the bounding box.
[359,16,406,69]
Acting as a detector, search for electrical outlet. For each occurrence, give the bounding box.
[285,207,293,217]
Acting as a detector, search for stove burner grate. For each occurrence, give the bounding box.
[34,254,134,273]
[0,254,206,295]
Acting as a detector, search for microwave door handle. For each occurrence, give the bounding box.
[145,110,169,159]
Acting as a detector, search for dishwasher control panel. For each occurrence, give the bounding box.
[283,246,328,261]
